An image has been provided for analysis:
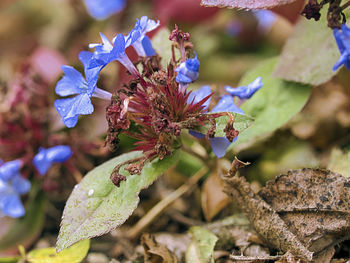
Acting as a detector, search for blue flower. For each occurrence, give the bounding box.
[54,56,112,128]
[187,86,243,158]
[333,24,350,71]
[89,33,140,76]
[175,54,200,85]
[33,145,73,175]
[0,160,30,218]
[225,77,263,100]
[253,10,277,33]
[83,0,126,20]
[128,16,160,57]
[0,159,21,181]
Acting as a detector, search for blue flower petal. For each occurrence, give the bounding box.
[54,93,94,128]
[209,137,232,158]
[211,95,244,114]
[125,28,142,48]
[84,0,126,20]
[189,130,206,139]
[46,145,73,163]
[333,24,350,71]
[11,174,31,195]
[141,36,156,56]
[111,34,127,59]
[225,77,263,99]
[33,146,73,175]
[187,85,211,110]
[79,51,102,88]
[33,148,53,175]
[1,193,25,218]
[0,160,21,181]
[175,56,200,85]
[55,66,87,97]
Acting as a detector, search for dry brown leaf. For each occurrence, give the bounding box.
[223,165,350,262]
[202,171,231,222]
[223,172,313,261]
[201,0,297,9]
[141,233,179,263]
[259,169,350,254]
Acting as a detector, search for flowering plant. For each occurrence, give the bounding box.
[55,17,258,250]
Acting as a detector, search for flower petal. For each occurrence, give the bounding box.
[11,174,31,195]
[55,66,87,97]
[211,95,244,114]
[209,137,232,158]
[54,93,94,128]
[1,193,25,218]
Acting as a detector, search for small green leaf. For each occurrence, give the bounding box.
[327,148,350,177]
[273,9,340,85]
[232,57,311,148]
[27,239,89,263]
[193,112,254,137]
[185,226,218,263]
[57,151,180,252]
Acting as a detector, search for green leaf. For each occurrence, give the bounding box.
[0,187,46,253]
[57,151,180,252]
[185,226,218,263]
[193,112,254,137]
[327,148,350,177]
[273,9,339,85]
[28,240,89,263]
[232,57,311,148]
[152,28,173,69]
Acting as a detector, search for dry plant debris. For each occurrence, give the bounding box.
[222,160,350,262]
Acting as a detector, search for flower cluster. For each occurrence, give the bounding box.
[54,17,263,186]
[0,145,72,218]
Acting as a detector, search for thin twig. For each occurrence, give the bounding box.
[230,254,282,261]
[181,143,208,163]
[126,166,208,239]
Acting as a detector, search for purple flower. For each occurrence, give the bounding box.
[0,159,30,218]
[175,54,200,85]
[333,24,350,71]
[225,77,263,100]
[188,86,243,158]
[33,145,73,175]
[83,0,126,20]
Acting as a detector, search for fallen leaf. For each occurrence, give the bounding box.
[185,226,218,263]
[201,168,231,221]
[259,169,350,255]
[141,233,179,263]
[201,0,298,9]
[27,239,90,263]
